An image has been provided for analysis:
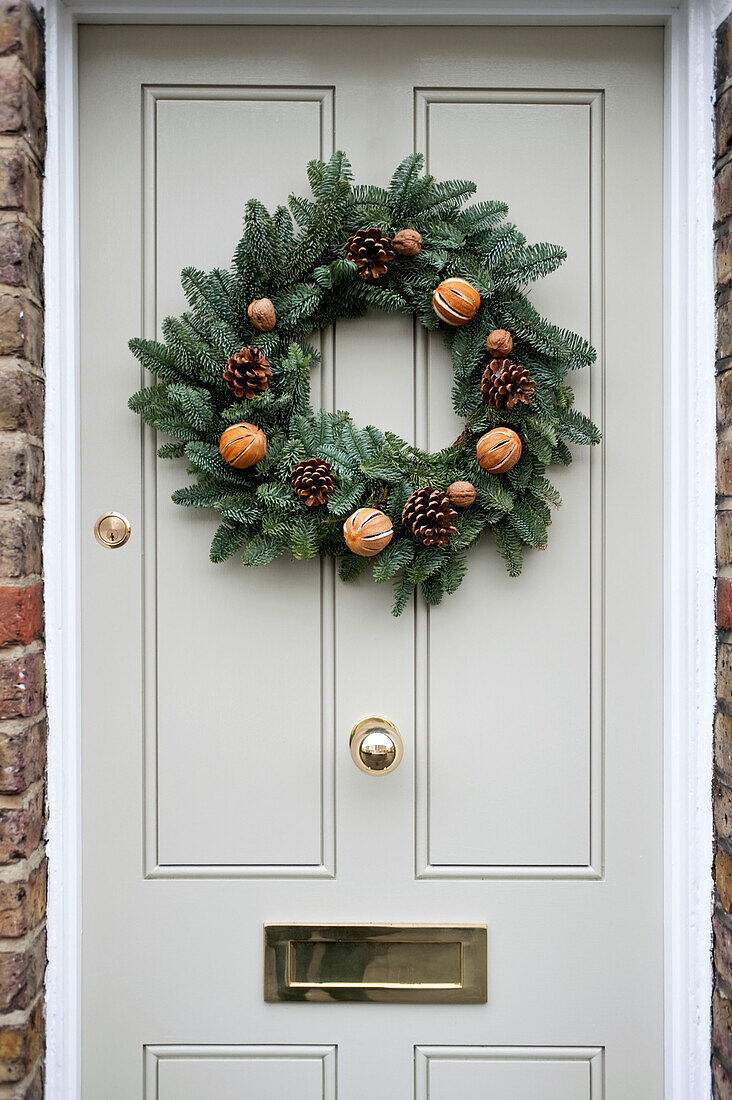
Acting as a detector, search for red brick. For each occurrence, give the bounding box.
[0,437,42,504]
[0,293,42,363]
[0,785,43,862]
[0,3,43,90]
[0,369,42,434]
[0,861,45,938]
[0,0,47,1088]
[0,218,41,297]
[0,652,43,719]
[0,583,41,646]
[0,928,45,1011]
[0,998,42,1083]
[722,582,732,631]
[0,717,45,793]
[720,580,732,631]
[0,149,39,222]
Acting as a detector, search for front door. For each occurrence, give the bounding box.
[78,24,664,1099]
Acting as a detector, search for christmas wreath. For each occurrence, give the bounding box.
[128,152,600,615]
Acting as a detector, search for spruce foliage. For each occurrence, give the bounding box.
[128,152,600,614]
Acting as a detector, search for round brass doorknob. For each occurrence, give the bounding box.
[94,511,131,548]
[350,717,403,776]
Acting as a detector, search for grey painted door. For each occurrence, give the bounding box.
[79,24,664,1099]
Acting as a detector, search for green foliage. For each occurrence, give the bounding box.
[128,151,600,615]
[210,522,248,563]
[372,540,418,582]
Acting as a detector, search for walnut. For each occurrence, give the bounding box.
[247,297,276,332]
[446,480,476,508]
[391,229,423,257]
[485,328,513,357]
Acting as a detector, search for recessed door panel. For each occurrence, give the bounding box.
[421,93,599,874]
[415,1047,603,1100]
[151,89,335,871]
[146,1046,336,1100]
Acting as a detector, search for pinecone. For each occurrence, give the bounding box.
[345,227,395,281]
[480,358,535,410]
[402,486,457,549]
[291,457,335,507]
[223,346,272,400]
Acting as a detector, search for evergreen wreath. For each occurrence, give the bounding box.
[128,152,601,616]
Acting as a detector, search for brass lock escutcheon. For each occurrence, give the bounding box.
[94,512,131,549]
[350,716,403,775]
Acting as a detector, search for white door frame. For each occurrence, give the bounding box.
[42,2,716,1097]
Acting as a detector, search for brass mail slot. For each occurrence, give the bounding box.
[263,924,487,1004]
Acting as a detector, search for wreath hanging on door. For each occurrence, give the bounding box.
[128,152,600,615]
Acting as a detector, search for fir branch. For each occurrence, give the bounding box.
[494,522,524,575]
[421,572,445,605]
[173,483,229,508]
[210,522,248,563]
[129,337,191,383]
[167,383,214,433]
[372,539,417,582]
[185,441,249,485]
[327,479,366,517]
[339,554,368,582]
[555,406,602,446]
[157,441,186,459]
[242,535,288,566]
[441,554,468,594]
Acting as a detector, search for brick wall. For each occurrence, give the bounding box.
[717,16,732,1098]
[0,3,44,1098]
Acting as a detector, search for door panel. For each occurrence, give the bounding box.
[415,1046,603,1100]
[151,87,335,873]
[422,92,599,874]
[146,1046,337,1100]
[79,24,664,1099]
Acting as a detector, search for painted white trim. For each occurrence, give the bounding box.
[42,3,716,1100]
[663,4,716,1098]
[43,2,81,1100]
[41,0,708,21]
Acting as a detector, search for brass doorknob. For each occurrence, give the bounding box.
[350,717,403,776]
[94,512,131,548]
